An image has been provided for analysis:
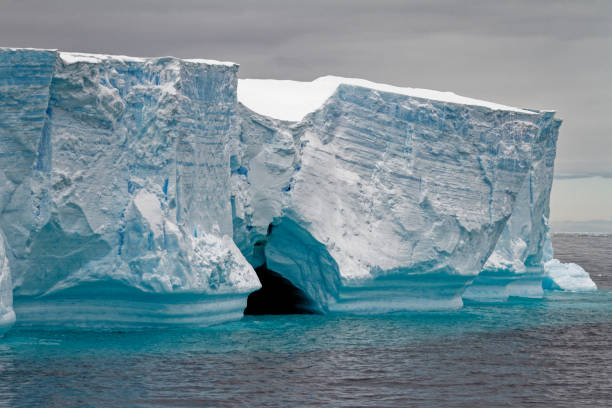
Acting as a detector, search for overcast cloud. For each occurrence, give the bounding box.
[1,0,611,176]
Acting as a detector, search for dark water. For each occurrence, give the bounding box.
[0,235,611,407]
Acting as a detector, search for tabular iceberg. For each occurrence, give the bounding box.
[0,49,595,333]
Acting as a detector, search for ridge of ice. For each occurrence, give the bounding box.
[238,75,535,122]
[59,51,237,67]
[0,48,237,67]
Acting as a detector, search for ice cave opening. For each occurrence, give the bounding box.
[243,229,320,315]
[244,264,319,315]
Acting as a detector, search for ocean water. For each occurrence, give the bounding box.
[0,234,611,407]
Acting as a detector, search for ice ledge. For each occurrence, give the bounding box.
[238,75,536,122]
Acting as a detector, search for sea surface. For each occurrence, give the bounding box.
[1,234,611,407]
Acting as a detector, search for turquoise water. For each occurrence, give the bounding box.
[1,291,611,407]
[1,234,611,407]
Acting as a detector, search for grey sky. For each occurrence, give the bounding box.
[1,0,611,226]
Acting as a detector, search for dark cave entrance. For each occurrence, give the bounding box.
[244,264,319,315]
[243,226,320,315]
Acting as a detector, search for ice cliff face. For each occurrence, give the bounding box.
[0,50,594,333]
[463,112,595,301]
[0,48,259,331]
[462,112,562,301]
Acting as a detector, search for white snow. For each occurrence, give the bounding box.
[238,75,534,122]
[57,51,236,67]
[59,51,145,64]
[0,48,237,67]
[184,58,237,67]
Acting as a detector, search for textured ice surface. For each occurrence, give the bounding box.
[0,50,595,332]
[464,112,561,301]
[464,113,596,301]
[235,78,576,313]
[0,48,259,329]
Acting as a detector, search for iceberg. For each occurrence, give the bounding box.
[0,49,595,333]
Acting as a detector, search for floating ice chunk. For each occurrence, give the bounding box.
[543,259,597,291]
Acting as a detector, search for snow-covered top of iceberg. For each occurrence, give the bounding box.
[238,75,534,121]
[0,47,238,67]
[59,51,145,64]
[59,51,238,67]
